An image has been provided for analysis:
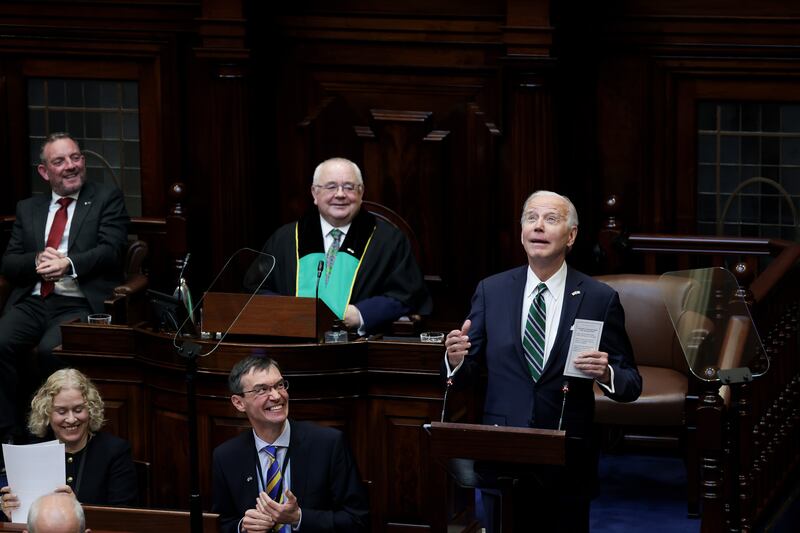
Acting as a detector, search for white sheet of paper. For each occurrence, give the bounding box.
[563,318,604,379]
[2,440,65,523]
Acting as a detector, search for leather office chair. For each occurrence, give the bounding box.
[593,274,710,515]
[104,239,149,325]
[593,274,695,432]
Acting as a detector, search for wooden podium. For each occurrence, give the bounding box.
[426,421,566,533]
[201,293,338,341]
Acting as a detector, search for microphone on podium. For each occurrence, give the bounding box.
[173,253,195,327]
[315,260,324,300]
[557,380,570,431]
[440,376,454,423]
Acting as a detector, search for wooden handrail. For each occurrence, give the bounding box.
[627,234,793,256]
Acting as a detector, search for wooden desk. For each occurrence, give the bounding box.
[1,505,218,533]
[57,324,451,533]
[84,505,218,532]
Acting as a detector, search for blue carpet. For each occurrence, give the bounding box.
[591,453,700,532]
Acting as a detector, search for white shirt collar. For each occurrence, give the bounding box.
[252,420,291,450]
[525,260,568,300]
[50,190,80,205]
[319,215,351,238]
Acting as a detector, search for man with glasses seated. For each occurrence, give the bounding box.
[249,157,430,334]
[212,356,369,533]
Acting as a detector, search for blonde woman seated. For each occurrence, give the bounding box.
[1,369,137,519]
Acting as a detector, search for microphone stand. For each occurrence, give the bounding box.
[315,260,324,300]
[176,339,203,533]
[557,380,570,432]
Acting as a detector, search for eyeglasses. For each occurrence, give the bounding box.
[522,212,565,226]
[238,379,289,397]
[313,182,362,194]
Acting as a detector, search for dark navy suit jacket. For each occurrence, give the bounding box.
[212,420,369,533]
[450,265,641,438]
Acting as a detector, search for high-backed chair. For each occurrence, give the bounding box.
[105,239,149,325]
[593,274,693,431]
[593,274,711,515]
[362,200,426,335]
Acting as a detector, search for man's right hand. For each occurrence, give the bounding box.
[241,505,275,532]
[445,319,471,368]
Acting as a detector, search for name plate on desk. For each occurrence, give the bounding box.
[201,293,336,340]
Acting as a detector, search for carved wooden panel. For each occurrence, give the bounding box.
[151,408,191,509]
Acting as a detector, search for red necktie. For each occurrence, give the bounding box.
[41,197,74,298]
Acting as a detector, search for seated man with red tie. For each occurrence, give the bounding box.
[248,157,431,335]
[212,356,369,533]
[0,132,129,449]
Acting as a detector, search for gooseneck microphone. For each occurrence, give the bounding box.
[440,376,454,423]
[557,380,570,431]
[315,260,324,300]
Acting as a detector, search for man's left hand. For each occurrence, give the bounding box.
[35,247,71,280]
[258,489,301,527]
[343,304,361,329]
[573,350,611,384]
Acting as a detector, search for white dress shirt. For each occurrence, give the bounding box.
[32,191,83,298]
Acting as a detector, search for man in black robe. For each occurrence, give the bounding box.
[250,157,430,334]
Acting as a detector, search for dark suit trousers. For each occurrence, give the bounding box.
[0,294,90,435]
[480,477,590,533]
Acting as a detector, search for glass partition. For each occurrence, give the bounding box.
[658,267,769,382]
[173,248,275,357]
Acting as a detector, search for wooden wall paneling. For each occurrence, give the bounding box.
[68,356,146,460]
[288,94,357,226]
[151,407,192,509]
[185,59,254,286]
[595,54,650,233]
[368,398,443,532]
[501,67,556,269]
[0,58,29,211]
[459,102,501,308]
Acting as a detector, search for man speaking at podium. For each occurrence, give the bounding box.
[250,157,430,334]
[443,190,642,532]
